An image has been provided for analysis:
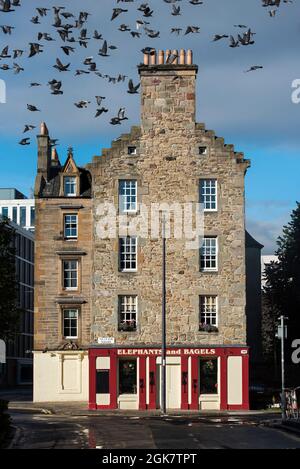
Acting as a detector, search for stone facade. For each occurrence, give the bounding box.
[34,132,93,352]
[88,55,249,347]
[33,50,250,406]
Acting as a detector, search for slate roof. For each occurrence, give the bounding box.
[40,166,92,198]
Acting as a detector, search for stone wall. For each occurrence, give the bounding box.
[34,197,93,350]
[88,60,249,347]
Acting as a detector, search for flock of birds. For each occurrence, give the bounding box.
[0,0,295,146]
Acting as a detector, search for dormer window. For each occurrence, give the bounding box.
[64,176,77,197]
[128,146,137,156]
[199,146,207,156]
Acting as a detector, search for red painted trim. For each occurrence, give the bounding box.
[181,356,189,410]
[139,357,147,410]
[148,356,157,409]
[190,356,199,410]
[220,355,228,410]
[109,349,118,409]
[242,354,249,410]
[88,351,96,410]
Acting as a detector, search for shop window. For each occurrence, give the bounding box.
[96,370,110,394]
[199,358,218,395]
[119,359,137,395]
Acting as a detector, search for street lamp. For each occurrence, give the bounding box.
[277,315,288,421]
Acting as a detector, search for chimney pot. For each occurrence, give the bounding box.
[144,53,149,65]
[158,50,164,65]
[150,50,156,65]
[51,147,58,161]
[172,49,178,64]
[40,122,49,136]
[179,49,185,65]
[186,50,193,65]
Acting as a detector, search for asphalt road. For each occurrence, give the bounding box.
[8,411,300,449]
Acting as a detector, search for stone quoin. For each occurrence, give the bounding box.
[33,49,250,411]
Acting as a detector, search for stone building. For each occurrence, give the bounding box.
[33,50,251,410]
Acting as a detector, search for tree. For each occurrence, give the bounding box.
[264,201,300,386]
[0,219,20,340]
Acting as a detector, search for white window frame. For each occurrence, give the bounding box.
[119,180,137,213]
[200,296,218,327]
[64,214,78,239]
[64,176,77,197]
[200,237,218,272]
[63,308,79,339]
[119,295,138,330]
[63,259,79,290]
[119,237,137,272]
[200,179,218,212]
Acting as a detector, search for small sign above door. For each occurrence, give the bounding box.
[97,337,115,345]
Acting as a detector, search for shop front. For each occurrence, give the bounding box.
[88,346,249,411]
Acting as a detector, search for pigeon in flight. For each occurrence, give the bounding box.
[23,125,36,133]
[95,107,108,118]
[27,104,41,112]
[0,25,14,34]
[111,8,128,21]
[244,65,263,72]
[0,1,15,13]
[19,138,30,146]
[53,58,70,72]
[127,79,140,94]
[110,107,128,125]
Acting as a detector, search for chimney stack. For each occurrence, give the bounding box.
[34,122,51,196]
[138,49,198,132]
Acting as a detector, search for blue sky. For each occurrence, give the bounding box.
[0,0,299,253]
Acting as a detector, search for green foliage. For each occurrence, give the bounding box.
[264,202,300,323]
[264,202,300,385]
[0,219,20,340]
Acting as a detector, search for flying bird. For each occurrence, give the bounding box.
[244,66,263,72]
[95,107,108,118]
[27,104,40,112]
[53,58,70,72]
[23,125,36,133]
[19,138,30,146]
[127,79,140,94]
[0,1,15,13]
[111,8,128,21]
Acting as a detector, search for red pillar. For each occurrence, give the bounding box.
[139,357,147,410]
[148,356,156,409]
[109,350,118,409]
[242,354,249,410]
[181,356,189,410]
[190,356,199,410]
[88,351,96,410]
[220,355,228,411]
